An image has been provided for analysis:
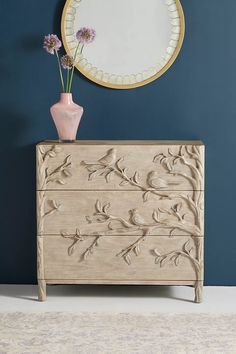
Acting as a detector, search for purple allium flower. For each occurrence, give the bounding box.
[43,34,62,54]
[60,54,74,70]
[76,27,96,44]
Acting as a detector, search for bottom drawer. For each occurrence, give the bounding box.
[40,235,203,281]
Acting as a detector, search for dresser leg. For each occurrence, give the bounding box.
[194,281,203,303]
[38,280,46,301]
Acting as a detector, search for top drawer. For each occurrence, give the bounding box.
[36,141,204,191]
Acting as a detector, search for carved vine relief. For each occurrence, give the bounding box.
[37,145,72,189]
[41,145,203,279]
[37,145,203,278]
[60,200,203,279]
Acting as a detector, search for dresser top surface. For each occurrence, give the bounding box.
[37,140,204,146]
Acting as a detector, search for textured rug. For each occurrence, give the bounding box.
[0,313,235,354]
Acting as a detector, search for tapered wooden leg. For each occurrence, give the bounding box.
[194,281,203,303]
[38,280,46,301]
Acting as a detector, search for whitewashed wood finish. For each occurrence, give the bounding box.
[38,280,46,302]
[43,236,203,281]
[36,141,205,302]
[46,280,196,285]
[37,191,204,236]
[36,143,204,191]
[37,237,46,301]
[36,145,72,190]
[195,281,203,303]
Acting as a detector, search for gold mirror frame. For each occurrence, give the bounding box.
[61,0,185,90]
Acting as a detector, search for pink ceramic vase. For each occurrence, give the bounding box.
[50,93,84,142]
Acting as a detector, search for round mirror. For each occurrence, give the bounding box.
[61,0,185,89]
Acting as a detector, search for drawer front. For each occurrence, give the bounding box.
[42,236,203,281]
[36,143,204,191]
[37,191,204,236]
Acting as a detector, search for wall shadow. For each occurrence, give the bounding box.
[0,106,37,283]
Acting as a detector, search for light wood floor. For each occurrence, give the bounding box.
[0,285,235,313]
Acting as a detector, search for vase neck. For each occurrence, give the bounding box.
[60,93,73,105]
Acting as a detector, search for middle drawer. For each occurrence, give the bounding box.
[37,191,204,237]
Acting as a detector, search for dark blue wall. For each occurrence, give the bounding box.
[0,0,235,285]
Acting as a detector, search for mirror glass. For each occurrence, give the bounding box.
[62,0,184,89]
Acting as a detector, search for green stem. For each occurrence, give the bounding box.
[66,68,70,93]
[68,43,84,93]
[55,50,65,92]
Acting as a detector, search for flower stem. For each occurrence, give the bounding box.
[55,50,65,92]
[66,68,70,93]
[68,43,84,93]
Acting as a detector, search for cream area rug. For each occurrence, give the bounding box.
[0,313,235,354]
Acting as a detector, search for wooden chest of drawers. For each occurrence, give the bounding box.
[36,140,204,302]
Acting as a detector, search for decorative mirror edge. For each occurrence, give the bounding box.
[61,0,185,89]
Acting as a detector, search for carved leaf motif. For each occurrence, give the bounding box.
[52,200,59,209]
[143,191,150,202]
[68,240,78,256]
[61,231,70,237]
[95,200,102,212]
[108,222,114,230]
[165,161,172,172]
[89,171,99,181]
[153,153,164,162]
[183,240,191,254]
[65,155,72,164]
[39,146,45,155]
[95,238,100,246]
[48,151,56,158]
[54,146,61,153]
[152,210,159,223]
[120,180,129,186]
[134,244,140,256]
[154,249,161,256]
[83,250,90,260]
[57,179,65,185]
[174,255,180,266]
[173,203,182,212]
[105,171,114,183]
[160,256,168,267]
[68,245,75,256]
[158,208,171,215]
[103,203,111,213]
[45,167,49,178]
[63,169,72,177]
[124,254,131,265]
[173,157,180,165]
[133,171,140,183]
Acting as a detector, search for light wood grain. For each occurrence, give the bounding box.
[46,280,196,285]
[36,141,205,302]
[43,236,203,281]
[37,191,204,236]
[36,144,204,191]
[195,281,203,303]
[37,237,44,280]
[38,140,204,146]
[38,280,46,302]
